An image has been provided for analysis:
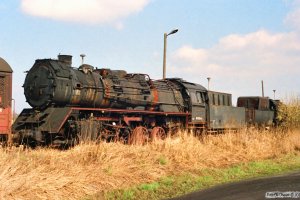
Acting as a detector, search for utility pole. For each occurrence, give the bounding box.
[261,80,264,97]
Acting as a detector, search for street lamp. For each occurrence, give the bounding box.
[273,89,276,99]
[80,54,86,65]
[207,77,211,90]
[163,29,178,79]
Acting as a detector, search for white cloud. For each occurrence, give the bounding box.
[168,0,300,100]
[21,0,151,26]
[169,30,300,99]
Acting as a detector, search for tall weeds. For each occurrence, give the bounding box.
[277,96,300,129]
[0,129,299,199]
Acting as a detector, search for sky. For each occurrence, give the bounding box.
[0,0,299,112]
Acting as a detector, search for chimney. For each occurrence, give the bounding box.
[58,55,72,67]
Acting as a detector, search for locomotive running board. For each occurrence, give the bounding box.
[71,107,189,116]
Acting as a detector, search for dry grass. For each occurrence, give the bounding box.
[0,128,300,200]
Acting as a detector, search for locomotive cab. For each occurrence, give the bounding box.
[167,79,208,131]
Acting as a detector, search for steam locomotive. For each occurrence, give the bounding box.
[12,55,278,147]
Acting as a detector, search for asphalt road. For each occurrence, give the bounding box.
[171,171,300,200]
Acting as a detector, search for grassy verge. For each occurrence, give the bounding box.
[105,153,300,200]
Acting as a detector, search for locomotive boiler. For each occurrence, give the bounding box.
[12,55,278,147]
[24,55,185,112]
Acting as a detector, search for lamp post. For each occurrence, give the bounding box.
[163,29,178,79]
[207,77,211,90]
[80,54,86,65]
[273,89,276,100]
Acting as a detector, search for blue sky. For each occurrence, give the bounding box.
[0,0,299,112]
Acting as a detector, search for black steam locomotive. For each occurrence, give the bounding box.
[12,55,278,147]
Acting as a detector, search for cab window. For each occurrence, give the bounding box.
[191,91,205,104]
[196,92,202,103]
[191,92,197,103]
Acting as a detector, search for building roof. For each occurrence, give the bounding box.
[0,57,12,73]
